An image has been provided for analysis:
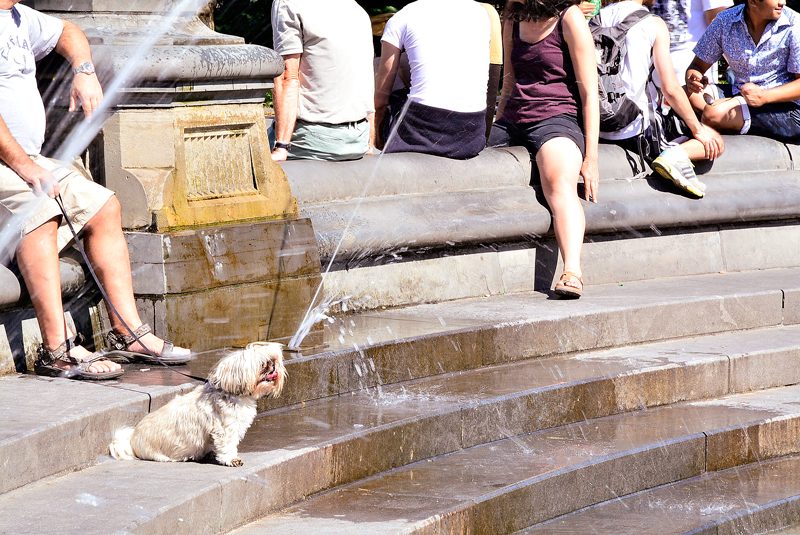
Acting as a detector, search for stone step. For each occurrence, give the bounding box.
[519,454,800,535]
[768,525,800,535]
[1,266,798,500]
[2,327,800,535]
[0,269,800,528]
[261,266,800,410]
[231,385,800,535]
[0,357,215,495]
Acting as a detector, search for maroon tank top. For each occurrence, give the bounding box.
[500,10,581,124]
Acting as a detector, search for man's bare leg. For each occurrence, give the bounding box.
[16,218,119,373]
[680,138,720,161]
[701,98,746,132]
[82,196,190,357]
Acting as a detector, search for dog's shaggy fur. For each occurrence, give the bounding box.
[109,342,285,467]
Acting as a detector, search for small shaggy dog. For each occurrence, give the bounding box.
[109,342,285,467]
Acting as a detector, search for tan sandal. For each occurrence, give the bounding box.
[104,323,190,365]
[33,335,124,380]
[554,271,583,299]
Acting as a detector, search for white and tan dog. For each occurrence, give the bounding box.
[109,342,286,467]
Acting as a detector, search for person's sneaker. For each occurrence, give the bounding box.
[652,147,706,198]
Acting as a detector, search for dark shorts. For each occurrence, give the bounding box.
[488,114,586,158]
[383,97,487,160]
[748,101,800,141]
[718,84,800,141]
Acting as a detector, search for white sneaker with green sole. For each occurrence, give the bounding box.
[652,147,706,198]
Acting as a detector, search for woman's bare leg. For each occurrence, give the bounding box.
[536,137,586,288]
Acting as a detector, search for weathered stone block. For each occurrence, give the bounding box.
[102,105,298,230]
[785,288,800,325]
[721,223,800,272]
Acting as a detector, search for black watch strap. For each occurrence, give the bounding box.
[274,141,291,151]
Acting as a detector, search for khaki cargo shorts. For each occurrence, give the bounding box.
[0,155,114,262]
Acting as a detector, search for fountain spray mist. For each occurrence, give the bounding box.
[0,0,199,266]
[288,100,413,350]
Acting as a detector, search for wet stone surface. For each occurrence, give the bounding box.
[233,385,800,535]
[522,455,800,535]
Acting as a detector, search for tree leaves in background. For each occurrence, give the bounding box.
[214,0,414,48]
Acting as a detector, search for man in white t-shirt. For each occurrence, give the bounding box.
[652,0,733,82]
[270,0,375,161]
[0,1,190,379]
[374,0,491,159]
[597,0,723,197]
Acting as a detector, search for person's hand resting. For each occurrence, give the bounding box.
[686,70,708,95]
[70,72,103,119]
[693,123,724,161]
[739,83,769,108]
[18,160,59,198]
[581,156,599,204]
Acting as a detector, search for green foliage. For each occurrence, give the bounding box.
[214,0,412,48]
[215,0,273,47]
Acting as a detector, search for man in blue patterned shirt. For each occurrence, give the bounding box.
[686,0,800,140]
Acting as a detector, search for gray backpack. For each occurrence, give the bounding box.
[589,10,653,133]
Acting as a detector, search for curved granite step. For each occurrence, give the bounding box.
[767,525,800,535]
[262,266,800,410]
[231,385,800,535]
[2,327,800,535]
[0,365,205,495]
[1,265,798,503]
[519,454,800,535]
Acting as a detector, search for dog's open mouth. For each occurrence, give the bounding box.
[259,362,279,383]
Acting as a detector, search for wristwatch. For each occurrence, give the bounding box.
[274,141,291,151]
[73,62,95,76]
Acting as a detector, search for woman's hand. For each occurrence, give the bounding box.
[580,156,599,203]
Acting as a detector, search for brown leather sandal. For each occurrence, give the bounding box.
[104,323,190,365]
[33,335,124,380]
[554,271,583,299]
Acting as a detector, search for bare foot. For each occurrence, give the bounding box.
[49,345,122,374]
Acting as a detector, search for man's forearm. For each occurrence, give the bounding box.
[55,21,93,69]
[0,113,57,196]
[272,73,300,144]
[761,77,800,104]
[0,114,35,173]
[686,56,713,85]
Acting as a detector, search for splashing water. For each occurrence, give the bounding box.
[288,100,413,350]
[288,294,349,350]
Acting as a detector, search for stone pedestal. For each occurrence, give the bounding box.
[33,0,322,349]
[126,219,322,352]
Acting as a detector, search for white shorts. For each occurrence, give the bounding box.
[0,155,114,263]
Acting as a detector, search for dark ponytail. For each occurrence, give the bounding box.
[505,0,581,22]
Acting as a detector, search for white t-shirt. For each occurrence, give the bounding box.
[655,0,733,80]
[0,5,62,156]
[671,0,733,52]
[272,0,374,124]
[381,0,490,113]
[597,2,659,140]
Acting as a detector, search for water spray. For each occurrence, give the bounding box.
[287,99,413,353]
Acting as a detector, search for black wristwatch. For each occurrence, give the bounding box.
[274,141,291,151]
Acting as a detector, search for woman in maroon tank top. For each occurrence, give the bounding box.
[489,0,599,298]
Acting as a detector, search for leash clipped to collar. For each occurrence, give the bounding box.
[55,194,207,383]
